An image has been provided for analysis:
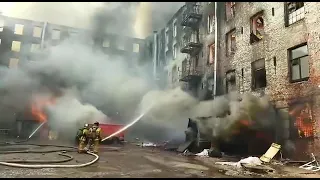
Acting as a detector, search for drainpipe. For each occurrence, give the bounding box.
[213,2,218,98]
[40,22,47,49]
[153,31,158,80]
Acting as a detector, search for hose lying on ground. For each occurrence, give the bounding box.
[0,142,99,168]
[0,151,99,168]
[0,152,73,163]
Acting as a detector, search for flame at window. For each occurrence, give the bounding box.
[289,103,314,138]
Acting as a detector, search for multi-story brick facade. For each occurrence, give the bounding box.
[0,14,146,69]
[151,2,320,157]
[215,2,320,157]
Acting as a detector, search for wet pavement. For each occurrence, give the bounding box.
[0,143,319,178]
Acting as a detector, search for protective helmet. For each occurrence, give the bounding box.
[84,124,89,128]
[94,121,99,126]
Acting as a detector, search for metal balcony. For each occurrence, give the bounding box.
[180,38,202,55]
[181,4,202,28]
[179,65,203,83]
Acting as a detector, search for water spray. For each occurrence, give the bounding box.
[28,121,47,139]
[101,104,154,142]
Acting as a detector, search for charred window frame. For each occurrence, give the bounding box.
[284,2,305,27]
[226,29,236,56]
[225,2,236,21]
[251,59,267,90]
[288,43,309,83]
[250,11,264,44]
[226,69,236,93]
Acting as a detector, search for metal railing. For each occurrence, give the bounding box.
[180,64,204,80]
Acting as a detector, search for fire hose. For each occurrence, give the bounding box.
[0,142,99,168]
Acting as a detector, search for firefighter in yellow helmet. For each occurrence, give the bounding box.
[88,121,102,154]
[78,123,90,153]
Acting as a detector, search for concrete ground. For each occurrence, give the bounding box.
[0,142,319,178]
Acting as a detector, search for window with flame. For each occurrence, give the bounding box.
[285,2,305,26]
[226,70,236,93]
[226,29,236,56]
[289,44,309,82]
[250,11,264,44]
[289,102,314,138]
[226,2,236,21]
[251,59,267,90]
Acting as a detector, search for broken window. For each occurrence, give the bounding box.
[173,43,177,59]
[289,44,309,82]
[226,29,236,56]
[226,2,236,21]
[9,58,19,68]
[226,70,236,93]
[173,20,177,37]
[133,43,140,53]
[102,39,110,48]
[14,24,24,35]
[250,11,264,44]
[207,14,214,34]
[11,41,21,52]
[251,59,267,90]
[208,44,215,65]
[30,44,40,52]
[52,29,60,40]
[33,26,42,38]
[286,2,305,26]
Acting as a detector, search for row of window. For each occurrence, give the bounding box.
[1,22,141,53]
[102,39,140,53]
[225,2,305,55]
[225,43,309,92]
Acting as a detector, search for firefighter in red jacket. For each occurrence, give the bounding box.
[88,121,102,154]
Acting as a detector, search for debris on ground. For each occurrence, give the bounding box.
[299,153,320,172]
[260,143,281,163]
[196,149,209,157]
[216,156,262,168]
[177,140,195,153]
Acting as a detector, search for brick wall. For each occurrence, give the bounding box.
[216,2,320,157]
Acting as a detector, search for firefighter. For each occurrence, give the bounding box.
[88,121,102,154]
[78,124,90,153]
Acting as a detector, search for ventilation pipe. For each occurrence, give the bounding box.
[213,2,218,97]
[153,31,158,80]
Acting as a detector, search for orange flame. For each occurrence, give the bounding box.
[31,96,56,122]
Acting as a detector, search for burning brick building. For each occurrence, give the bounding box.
[214,2,320,158]
[0,14,146,139]
[150,2,320,158]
